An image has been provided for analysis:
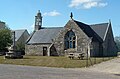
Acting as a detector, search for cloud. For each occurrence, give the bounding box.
[69,0,108,9]
[98,3,108,7]
[43,10,61,16]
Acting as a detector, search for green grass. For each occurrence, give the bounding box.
[0,56,114,68]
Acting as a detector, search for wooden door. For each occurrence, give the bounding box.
[43,47,47,56]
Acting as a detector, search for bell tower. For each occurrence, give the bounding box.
[35,10,42,31]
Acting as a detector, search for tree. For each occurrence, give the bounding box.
[0,27,12,51]
[114,36,120,52]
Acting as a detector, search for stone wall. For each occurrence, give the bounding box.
[90,42,100,57]
[53,20,90,56]
[25,44,51,56]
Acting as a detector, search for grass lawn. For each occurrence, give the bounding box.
[0,56,114,68]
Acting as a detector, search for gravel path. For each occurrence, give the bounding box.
[85,57,120,74]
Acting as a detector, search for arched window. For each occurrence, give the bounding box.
[64,30,76,49]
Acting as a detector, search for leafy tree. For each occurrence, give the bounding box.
[0,27,12,51]
[114,36,120,52]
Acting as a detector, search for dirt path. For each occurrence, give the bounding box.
[84,57,120,74]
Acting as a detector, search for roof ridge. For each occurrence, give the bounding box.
[103,23,110,40]
[26,31,35,44]
[42,27,64,29]
[14,29,27,31]
[90,23,108,26]
[73,20,89,26]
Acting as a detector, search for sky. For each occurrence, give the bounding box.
[0,0,120,36]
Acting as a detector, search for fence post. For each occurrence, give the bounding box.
[86,51,89,67]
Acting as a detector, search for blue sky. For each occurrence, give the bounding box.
[0,0,119,36]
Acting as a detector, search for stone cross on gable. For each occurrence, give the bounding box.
[70,12,73,20]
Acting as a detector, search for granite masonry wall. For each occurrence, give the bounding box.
[25,44,51,56]
[53,20,90,56]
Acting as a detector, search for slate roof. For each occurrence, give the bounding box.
[90,23,109,40]
[27,20,109,44]
[74,20,103,42]
[27,27,64,44]
[14,29,26,41]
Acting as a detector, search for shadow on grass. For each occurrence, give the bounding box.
[69,58,86,60]
[22,57,30,59]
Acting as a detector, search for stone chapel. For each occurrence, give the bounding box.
[25,11,117,57]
